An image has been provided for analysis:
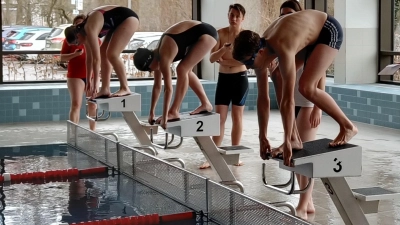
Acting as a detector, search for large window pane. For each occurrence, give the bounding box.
[1,0,192,82]
[394,0,400,51]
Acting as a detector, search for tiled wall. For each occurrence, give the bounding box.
[0,79,276,124]
[0,78,399,130]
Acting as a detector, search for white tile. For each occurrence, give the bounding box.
[12,96,19,104]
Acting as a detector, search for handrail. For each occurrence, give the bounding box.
[380,50,400,56]
[2,49,137,55]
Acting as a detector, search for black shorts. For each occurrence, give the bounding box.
[215,71,249,106]
[295,106,302,118]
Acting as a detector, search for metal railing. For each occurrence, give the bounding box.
[66,120,311,225]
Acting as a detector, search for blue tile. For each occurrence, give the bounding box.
[52,114,60,121]
[12,96,19,104]
[19,109,26,117]
[32,102,40,109]
[381,107,400,117]
[370,99,400,109]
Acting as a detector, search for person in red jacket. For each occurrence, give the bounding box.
[61,14,101,130]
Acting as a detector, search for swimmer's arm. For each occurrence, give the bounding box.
[210,37,228,63]
[150,70,163,115]
[278,53,297,143]
[85,44,93,81]
[60,41,79,61]
[84,19,103,84]
[159,61,173,120]
[256,68,270,138]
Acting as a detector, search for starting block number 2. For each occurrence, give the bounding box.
[196,121,203,132]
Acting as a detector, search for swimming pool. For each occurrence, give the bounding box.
[0,144,196,225]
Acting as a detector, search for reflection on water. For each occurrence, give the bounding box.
[0,146,192,225]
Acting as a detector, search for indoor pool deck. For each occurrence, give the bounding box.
[1,110,400,225]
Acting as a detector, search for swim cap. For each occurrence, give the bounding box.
[134,48,154,71]
[64,26,78,45]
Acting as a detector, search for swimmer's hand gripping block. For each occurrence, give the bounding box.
[89,93,141,112]
[164,112,220,137]
[274,138,362,178]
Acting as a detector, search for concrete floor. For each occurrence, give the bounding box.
[1,110,400,225]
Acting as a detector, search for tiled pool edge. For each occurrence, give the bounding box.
[0,78,399,130]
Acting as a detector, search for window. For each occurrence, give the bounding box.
[379,0,400,83]
[1,0,194,83]
[36,33,50,40]
[20,33,35,40]
[326,0,334,77]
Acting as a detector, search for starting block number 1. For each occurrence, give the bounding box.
[196,121,203,132]
[121,99,126,108]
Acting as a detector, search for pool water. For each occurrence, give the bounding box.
[0,144,194,225]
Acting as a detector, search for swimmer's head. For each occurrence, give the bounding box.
[280,0,302,16]
[65,14,86,46]
[232,30,264,69]
[228,4,246,26]
[134,48,155,71]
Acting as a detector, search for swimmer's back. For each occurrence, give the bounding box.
[263,10,328,54]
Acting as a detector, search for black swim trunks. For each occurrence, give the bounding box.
[215,71,249,106]
[158,22,219,62]
[314,14,343,50]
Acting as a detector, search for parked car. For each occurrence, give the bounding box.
[126,32,163,51]
[44,24,72,50]
[2,25,48,45]
[13,30,51,60]
[3,27,51,50]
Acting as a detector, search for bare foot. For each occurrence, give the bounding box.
[271,139,303,158]
[296,208,308,220]
[329,124,358,147]
[111,88,131,97]
[190,102,213,115]
[155,111,181,124]
[199,161,211,169]
[234,160,244,166]
[307,200,315,214]
[94,89,111,99]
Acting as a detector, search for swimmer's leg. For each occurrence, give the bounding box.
[168,35,217,120]
[95,39,112,98]
[298,45,357,147]
[106,17,140,97]
[188,71,213,114]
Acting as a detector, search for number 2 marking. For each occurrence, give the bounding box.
[121,99,126,108]
[196,121,203,132]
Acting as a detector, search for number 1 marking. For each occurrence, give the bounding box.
[121,99,126,108]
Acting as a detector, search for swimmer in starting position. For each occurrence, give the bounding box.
[134,20,217,129]
[232,10,358,167]
[65,5,140,99]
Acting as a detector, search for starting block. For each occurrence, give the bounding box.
[160,111,254,192]
[262,138,400,225]
[85,93,186,167]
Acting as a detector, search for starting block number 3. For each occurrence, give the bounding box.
[196,121,204,132]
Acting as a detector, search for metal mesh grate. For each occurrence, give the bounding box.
[117,173,192,216]
[67,120,117,165]
[118,143,207,212]
[208,181,310,225]
[68,121,311,225]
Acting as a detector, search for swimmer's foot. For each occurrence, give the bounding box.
[329,124,358,147]
[155,111,181,124]
[307,199,315,214]
[296,208,308,221]
[94,89,111,99]
[199,161,211,169]
[271,140,303,158]
[111,88,131,97]
[234,160,244,166]
[190,102,213,115]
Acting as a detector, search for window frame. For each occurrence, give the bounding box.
[0,0,200,84]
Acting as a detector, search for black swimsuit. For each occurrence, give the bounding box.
[79,7,139,40]
[157,22,219,62]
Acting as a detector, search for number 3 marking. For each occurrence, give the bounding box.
[196,121,203,132]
